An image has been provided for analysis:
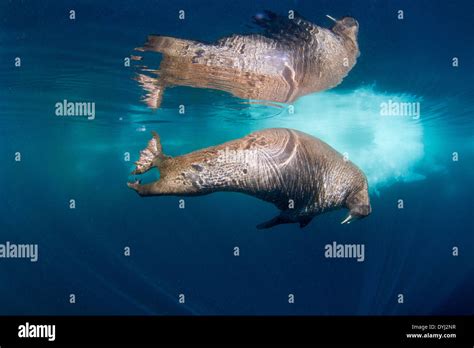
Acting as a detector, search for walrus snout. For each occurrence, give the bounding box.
[342,185,371,224]
[341,205,371,225]
[332,16,359,42]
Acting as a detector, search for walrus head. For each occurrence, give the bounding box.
[341,180,371,224]
[328,15,359,45]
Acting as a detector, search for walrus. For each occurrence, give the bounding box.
[134,12,360,109]
[127,128,371,229]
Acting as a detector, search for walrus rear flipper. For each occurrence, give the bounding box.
[135,73,165,109]
[131,131,170,175]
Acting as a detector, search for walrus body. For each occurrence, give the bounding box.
[127,128,371,229]
[135,12,360,108]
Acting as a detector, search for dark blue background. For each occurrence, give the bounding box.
[0,0,473,315]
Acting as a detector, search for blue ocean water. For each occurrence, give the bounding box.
[0,0,473,315]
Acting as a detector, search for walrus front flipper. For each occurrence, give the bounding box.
[131,131,169,174]
[256,214,290,229]
[252,10,317,44]
[298,217,313,228]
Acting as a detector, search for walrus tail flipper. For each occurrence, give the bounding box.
[131,131,170,175]
[256,214,290,229]
[135,73,166,109]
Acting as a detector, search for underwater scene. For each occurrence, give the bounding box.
[0,0,473,315]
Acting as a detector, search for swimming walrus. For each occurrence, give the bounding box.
[127,128,371,229]
[134,12,360,108]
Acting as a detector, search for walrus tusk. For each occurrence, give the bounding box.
[341,214,354,224]
[326,14,337,22]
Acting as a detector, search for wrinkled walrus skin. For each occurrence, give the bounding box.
[134,12,360,109]
[127,128,371,229]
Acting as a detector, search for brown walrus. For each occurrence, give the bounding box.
[134,12,360,109]
[127,128,371,229]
